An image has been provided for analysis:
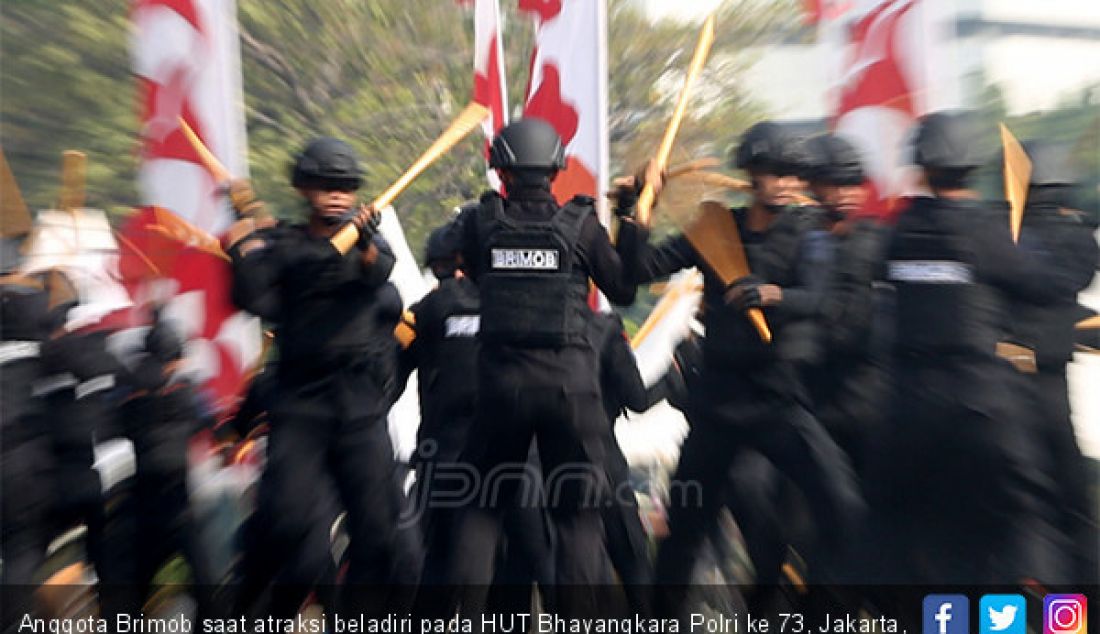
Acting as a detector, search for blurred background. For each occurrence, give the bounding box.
[2,0,1098,457]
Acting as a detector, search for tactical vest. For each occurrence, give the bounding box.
[700,206,817,369]
[821,221,887,357]
[476,192,591,347]
[419,278,480,397]
[887,204,997,358]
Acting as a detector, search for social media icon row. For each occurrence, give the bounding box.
[922,594,1088,634]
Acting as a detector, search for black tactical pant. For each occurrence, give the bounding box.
[602,437,652,616]
[804,354,887,479]
[1028,368,1097,583]
[865,360,1053,584]
[254,372,414,617]
[1,368,51,632]
[129,422,221,617]
[449,383,614,618]
[653,368,864,618]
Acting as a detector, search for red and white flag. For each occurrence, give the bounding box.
[829,0,959,221]
[123,0,259,410]
[520,0,610,216]
[463,0,510,189]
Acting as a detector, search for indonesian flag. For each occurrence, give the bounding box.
[462,0,509,189]
[124,0,259,410]
[829,0,959,221]
[520,0,610,217]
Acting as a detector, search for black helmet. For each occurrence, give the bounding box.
[911,111,981,170]
[733,121,809,176]
[1023,141,1079,187]
[488,118,566,171]
[425,222,461,263]
[291,137,363,189]
[804,133,865,185]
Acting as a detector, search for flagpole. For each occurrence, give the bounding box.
[596,0,611,226]
[493,0,509,126]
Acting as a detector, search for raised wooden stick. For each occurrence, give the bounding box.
[331,102,489,254]
[636,15,717,226]
[999,123,1031,243]
[59,151,86,213]
[178,117,232,183]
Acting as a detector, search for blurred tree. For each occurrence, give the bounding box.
[1,2,139,216]
[1,0,799,323]
[971,78,1100,221]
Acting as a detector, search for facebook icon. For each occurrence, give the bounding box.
[924,595,970,634]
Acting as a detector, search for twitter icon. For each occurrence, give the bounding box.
[981,595,1027,634]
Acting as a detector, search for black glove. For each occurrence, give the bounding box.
[352,206,383,248]
[724,275,764,311]
[613,183,639,218]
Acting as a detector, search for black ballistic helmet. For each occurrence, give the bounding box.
[291,137,364,189]
[489,118,567,171]
[733,121,810,177]
[911,111,981,171]
[805,133,866,185]
[425,222,462,263]
[1023,141,1079,188]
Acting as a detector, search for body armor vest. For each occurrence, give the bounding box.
[476,192,591,347]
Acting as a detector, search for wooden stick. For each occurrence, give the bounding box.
[636,15,717,226]
[331,102,489,254]
[999,123,1031,243]
[178,117,232,183]
[1077,314,1100,330]
[146,206,230,261]
[667,157,721,179]
[682,201,771,342]
[674,171,751,191]
[59,151,86,213]
[631,273,699,350]
[1,147,31,238]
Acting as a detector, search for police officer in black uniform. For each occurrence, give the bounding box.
[400,221,482,593]
[617,121,864,617]
[448,117,638,616]
[119,310,221,616]
[0,265,66,629]
[587,309,668,617]
[868,111,1078,584]
[1004,141,1099,583]
[227,137,414,615]
[801,133,889,477]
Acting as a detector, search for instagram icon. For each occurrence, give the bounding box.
[1045,595,1087,634]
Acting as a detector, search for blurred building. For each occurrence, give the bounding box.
[649,0,1100,119]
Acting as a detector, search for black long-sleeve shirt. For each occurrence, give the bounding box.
[229,222,396,377]
[617,206,823,371]
[589,311,662,423]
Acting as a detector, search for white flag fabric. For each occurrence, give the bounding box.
[521,0,610,215]
[126,0,258,409]
[465,0,510,189]
[829,0,960,221]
